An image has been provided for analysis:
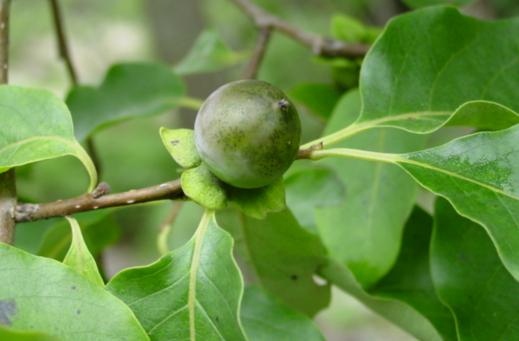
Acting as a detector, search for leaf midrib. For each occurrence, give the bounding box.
[188,211,211,341]
[318,148,519,202]
[398,157,519,201]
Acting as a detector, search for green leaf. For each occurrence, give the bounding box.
[315,90,425,287]
[38,211,121,261]
[241,286,324,341]
[285,164,345,232]
[0,86,97,191]
[321,261,442,341]
[359,7,519,131]
[0,244,148,340]
[180,161,285,218]
[226,178,286,219]
[0,325,57,341]
[371,207,456,340]
[174,31,247,75]
[67,62,185,140]
[107,211,247,341]
[432,198,519,340]
[319,7,519,145]
[159,128,201,169]
[394,125,519,281]
[288,83,341,120]
[181,163,227,210]
[331,14,381,44]
[403,0,473,8]
[441,100,519,131]
[320,123,519,282]
[62,217,104,287]
[219,209,331,316]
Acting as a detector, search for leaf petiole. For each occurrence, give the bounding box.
[177,96,204,111]
[309,147,401,164]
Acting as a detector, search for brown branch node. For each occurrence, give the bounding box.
[297,142,323,160]
[230,0,369,59]
[242,26,272,79]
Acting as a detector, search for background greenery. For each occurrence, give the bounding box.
[9,0,519,339]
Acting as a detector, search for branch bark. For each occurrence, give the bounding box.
[242,26,271,79]
[15,180,184,222]
[49,0,78,85]
[15,144,320,223]
[230,0,369,59]
[49,0,104,178]
[0,0,15,244]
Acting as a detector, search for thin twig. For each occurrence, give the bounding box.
[230,0,369,58]
[297,142,323,160]
[15,180,184,222]
[0,0,15,244]
[0,170,15,243]
[15,141,321,224]
[49,0,78,85]
[242,26,272,79]
[86,137,102,178]
[49,0,104,177]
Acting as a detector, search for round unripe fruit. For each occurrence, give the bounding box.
[194,80,301,189]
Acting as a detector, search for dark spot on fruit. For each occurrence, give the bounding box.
[290,274,298,281]
[76,309,81,315]
[71,285,76,290]
[278,98,290,111]
[170,139,180,146]
[0,299,16,326]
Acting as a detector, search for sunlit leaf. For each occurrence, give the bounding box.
[321,7,519,142]
[62,217,104,286]
[0,86,97,191]
[107,211,247,341]
[0,325,57,341]
[395,125,519,280]
[0,244,148,340]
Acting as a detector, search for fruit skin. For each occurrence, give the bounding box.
[194,80,301,189]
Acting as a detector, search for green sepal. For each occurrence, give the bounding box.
[181,163,227,210]
[160,127,201,169]
[180,161,286,218]
[226,178,286,220]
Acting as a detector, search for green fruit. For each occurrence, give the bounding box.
[194,80,301,189]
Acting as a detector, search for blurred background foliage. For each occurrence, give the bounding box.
[9,0,519,339]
